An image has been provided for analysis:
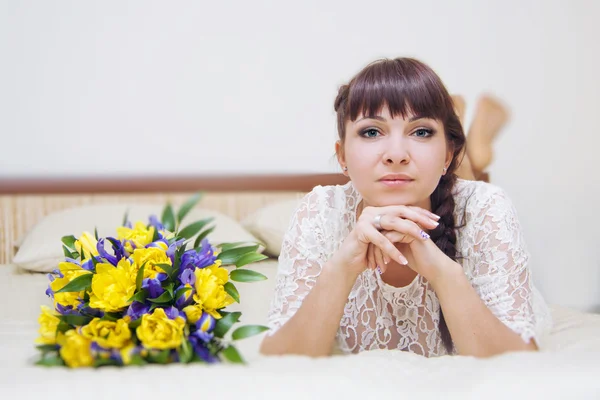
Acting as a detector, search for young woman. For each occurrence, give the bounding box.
[260,57,551,358]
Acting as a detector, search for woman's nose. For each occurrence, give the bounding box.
[382,137,410,165]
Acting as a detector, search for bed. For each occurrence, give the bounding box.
[1,174,599,399]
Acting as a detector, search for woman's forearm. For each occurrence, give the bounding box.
[431,261,538,357]
[259,259,358,357]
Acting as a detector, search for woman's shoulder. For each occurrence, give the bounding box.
[452,178,515,214]
[301,181,359,213]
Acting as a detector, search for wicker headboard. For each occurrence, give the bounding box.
[0,173,348,264]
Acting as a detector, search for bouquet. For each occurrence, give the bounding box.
[35,193,269,367]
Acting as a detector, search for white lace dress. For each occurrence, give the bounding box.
[266,179,552,357]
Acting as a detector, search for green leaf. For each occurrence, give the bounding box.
[179,339,194,364]
[221,345,244,364]
[148,290,173,304]
[128,354,148,366]
[128,318,142,330]
[94,227,99,241]
[177,218,214,240]
[152,225,160,242]
[148,349,171,364]
[35,354,65,367]
[218,242,256,252]
[55,273,93,293]
[173,286,191,301]
[177,192,203,224]
[165,283,174,298]
[122,209,129,227]
[224,282,240,303]
[58,314,93,326]
[136,262,146,291]
[217,245,260,265]
[231,325,270,340]
[56,321,71,334]
[229,269,268,283]
[94,358,121,367]
[155,263,175,280]
[193,226,215,248]
[213,311,241,338]
[101,312,122,321]
[235,253,268,268]
[36,344,58,353]
[62,245,75,259]
[161,204,176,232]
[61,235,77,251]
[128,289,148,304]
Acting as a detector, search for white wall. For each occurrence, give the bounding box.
[1,0,599,311]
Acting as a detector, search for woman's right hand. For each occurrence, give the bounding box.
[329,205,441,277]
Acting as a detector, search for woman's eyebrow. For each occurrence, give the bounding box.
[356,115,386,123]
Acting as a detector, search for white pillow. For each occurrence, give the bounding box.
[241,199,301,257]
[13,203,263,273]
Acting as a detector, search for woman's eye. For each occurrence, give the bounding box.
[413,128,433,138]
[360,128,380,138]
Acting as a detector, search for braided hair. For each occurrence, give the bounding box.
[334,57,466,354]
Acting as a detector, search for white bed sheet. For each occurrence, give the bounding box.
[1,263,600,400]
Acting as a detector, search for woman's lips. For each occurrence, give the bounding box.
[379,179,414,187]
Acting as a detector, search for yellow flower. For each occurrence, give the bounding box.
[117,221,155,253]
[136,308,186,350]
[35,306,61,345]
[58,330,93,368]
[75,231,99,259]
[50,261,92,309]
[193,265,234,318]
[120,342,136,365]
[89,259,137,312]
[80,318,132,349]
[132,247,172,279]
[183,304,203,323]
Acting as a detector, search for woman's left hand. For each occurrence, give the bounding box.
[368,227,458,285]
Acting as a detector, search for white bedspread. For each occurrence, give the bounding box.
[1,264,600,400]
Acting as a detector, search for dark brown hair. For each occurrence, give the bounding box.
[334,57,466,354]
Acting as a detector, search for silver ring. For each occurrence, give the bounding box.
[373,214,383,230]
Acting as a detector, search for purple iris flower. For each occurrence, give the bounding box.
[64,257,80,266]
[196,313,216,333]
[45,285,54,299]
[148,215,164,231]
[52,268,63,278]
[174,284,194,309]
[96,237,125,266]
[142,278,164,299]
[145,238,168,250]
[179,240,217,276]
[189,336,218,363]
[163,306,185,320]
[166,239,185,263]
[126,302,150,321]
[56,304,80,315]
[81,258,96,271]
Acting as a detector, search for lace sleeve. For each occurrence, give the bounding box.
[468,186,538,344]
[266,190,329,334]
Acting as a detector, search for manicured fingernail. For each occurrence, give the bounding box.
[383,256,390,264]
[431,213,441,220]
[399,255,408,265]
[376,265,382,274]
[431,220,439,227]
[420,230,430,240]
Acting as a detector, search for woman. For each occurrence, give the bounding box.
[260,57,551,358]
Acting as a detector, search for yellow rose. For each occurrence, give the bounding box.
[193,266,234,318]
[117,221,155,253]
[119,342,136,365]
[89,259,136,312]
[58,330,93,368]
[183,304,203,323]
[75,231,99,259]
[50,261,92,309]
[80,318,132,349]
[136,308,185,350]
[35,306,61,345]
[132,247,172,279]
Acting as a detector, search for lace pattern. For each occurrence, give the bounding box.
[267,179,552,357]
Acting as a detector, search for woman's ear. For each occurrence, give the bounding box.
[335,140,346,170]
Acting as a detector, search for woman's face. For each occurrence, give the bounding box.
[336,105,452,211]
